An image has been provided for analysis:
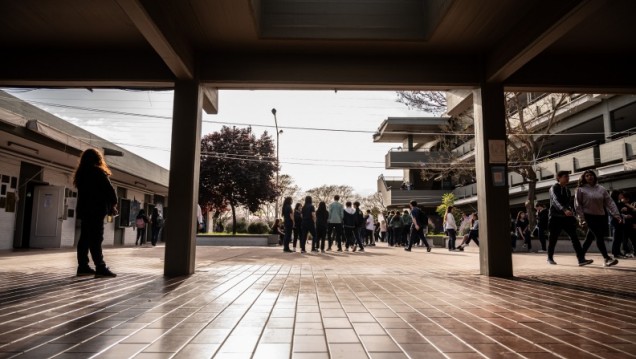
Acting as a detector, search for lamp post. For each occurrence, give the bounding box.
[271,108,281,217]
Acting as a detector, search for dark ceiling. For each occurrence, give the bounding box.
[0,0,634,92]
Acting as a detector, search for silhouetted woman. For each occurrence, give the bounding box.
[293,203,302,251]
[515,210,531,251]
[301,196,317,254]
[315,201,329,252]
[281,196,294,253]
[135,209,149,246]
[74,148,118,278]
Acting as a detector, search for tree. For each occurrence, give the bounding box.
[398,91,570,230]
[259,174,301,222]
[360,192,386,216]
[505,92,569,230]
[305,184,355,204]
[199,126,279,234]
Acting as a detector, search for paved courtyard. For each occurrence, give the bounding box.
[0,242,635,359]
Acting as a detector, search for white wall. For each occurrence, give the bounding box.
[0,156,20,250]
[42,168,76,247]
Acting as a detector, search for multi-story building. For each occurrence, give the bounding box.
[0,91,169,250]
[376,92,636,215]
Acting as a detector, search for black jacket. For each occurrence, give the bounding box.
[548,183,573,218]
[343,209,356,228]
[75,168,117,220]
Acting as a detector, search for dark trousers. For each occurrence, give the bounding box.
[446,228,457,250]
[536,226,547,250]
[611,222,624,256]
[315,226,327,250]
[284,223,293,251]
[461,230,479,246]
[344,226,363,249]
[136,227,146,245]
[301,222,317,252]
[402,225,410,245]
[293,225,301,248]
[409,226,429,250]
[390,227,401,246]
[151,226,161,246]
[548,216,584,261]
[328,223,343,249]
[77,216,106,269]
[582,214,611,259]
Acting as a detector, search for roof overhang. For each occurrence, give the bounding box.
[373,117,449,143]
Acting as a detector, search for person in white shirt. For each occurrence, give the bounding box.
[365,210,375,246]
[444,205,458,251]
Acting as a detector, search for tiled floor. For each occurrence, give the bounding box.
[0,242,635,359]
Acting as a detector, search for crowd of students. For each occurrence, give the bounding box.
[272,169,634,268]
[276,195,431,254]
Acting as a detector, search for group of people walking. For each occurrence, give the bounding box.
[543,170,632,267]
[279,195,432,254]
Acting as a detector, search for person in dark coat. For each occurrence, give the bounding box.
[315,201,329,252]
[135,209,150,246]
[150,207,163,246]
[74,148,118,278]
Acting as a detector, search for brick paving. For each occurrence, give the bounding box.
[0,243,635,359]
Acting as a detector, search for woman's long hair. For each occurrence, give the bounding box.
[443,205,454,224]
[471,213,478,227]
[73,148,111,187]
[578,169,598,187]
[303,196,313,212]
[516,210,525,221]
[317,201,327,216]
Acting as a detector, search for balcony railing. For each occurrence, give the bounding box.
[385,150,452,169]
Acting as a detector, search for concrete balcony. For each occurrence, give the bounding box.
[385,150,452,169]
[377,175,446,208]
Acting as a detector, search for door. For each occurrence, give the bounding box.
[29,186,65,248]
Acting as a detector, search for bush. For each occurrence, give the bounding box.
[226,220,248,234]
[247,222,270,234]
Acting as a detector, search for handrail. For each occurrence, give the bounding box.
[535,140,599,162]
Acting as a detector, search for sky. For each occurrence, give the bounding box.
[6,89,430,195]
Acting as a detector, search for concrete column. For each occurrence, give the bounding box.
[602,100,613,142]
[473,83,513,277]
[164,81,203,276]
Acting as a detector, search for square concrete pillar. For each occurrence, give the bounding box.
[473,83,513,277]
[164,81,202,276]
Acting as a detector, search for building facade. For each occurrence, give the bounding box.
[0,91,169,250]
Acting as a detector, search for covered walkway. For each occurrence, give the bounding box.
[1,245,635,358]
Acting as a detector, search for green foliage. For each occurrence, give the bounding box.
[226,220,247,234]
[247,222,270,234]
[436,193,462,225]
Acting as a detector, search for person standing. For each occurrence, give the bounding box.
[515,211,531,251]
[535,203,548,252]
[343,201,356,251]
[281,197,294,253]
[619,192,636,256]
[315,201,329,252]
[293,203,302,251]
[546,171,592,266]
[150,207,163,246]
[379,216,387,243]
[575,170,621,267]
[74,148,118,278]
[365,210,375,246]
[386,211,394,245]
[352,201,366,252]
[390,211,403,247]
[444,206,458,251]
[401,210,412,246]
[300,196,317,254]
[406,201,431,252]
[327,195,344,251]
[135,209,149,246]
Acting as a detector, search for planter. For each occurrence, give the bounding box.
[196,234,279,247]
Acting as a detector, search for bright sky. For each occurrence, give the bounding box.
[7,89,429,195]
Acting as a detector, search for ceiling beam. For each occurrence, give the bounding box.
[199,53,482,89]
[115,0,194,80]
[505,54,636,94]
[0,49,174,88]
[201,87,219,114]
[487,0,606,83]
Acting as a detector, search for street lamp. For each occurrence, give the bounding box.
[271,108,282,217]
